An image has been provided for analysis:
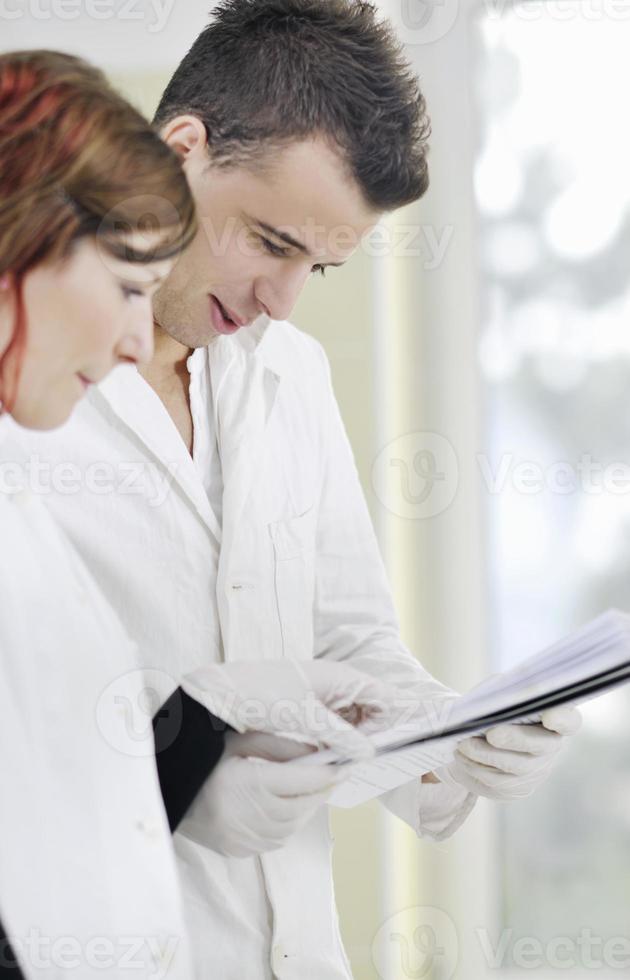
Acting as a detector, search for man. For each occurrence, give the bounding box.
[9,2,580,976]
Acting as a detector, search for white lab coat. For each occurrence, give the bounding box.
[0,422,192,980]
[5,318,474,979]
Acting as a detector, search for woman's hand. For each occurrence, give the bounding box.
[181,659,398,761]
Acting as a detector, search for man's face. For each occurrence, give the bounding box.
[153,130,381,347]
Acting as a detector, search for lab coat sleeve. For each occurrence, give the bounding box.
[0,916,24,978]
[383,777,477,842]
[309,340,476,840]
[153,688,231,831]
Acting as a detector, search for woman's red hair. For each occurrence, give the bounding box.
[0,50,197,412]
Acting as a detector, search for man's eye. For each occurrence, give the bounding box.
[260,236,291,258]
[311,265,327,278]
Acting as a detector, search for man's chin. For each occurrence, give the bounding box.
[154,316,219,351]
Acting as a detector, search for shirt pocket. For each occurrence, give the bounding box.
[268,506,317,660]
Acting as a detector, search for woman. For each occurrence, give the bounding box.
[0,51,391,978]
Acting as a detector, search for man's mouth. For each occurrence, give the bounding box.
[210,295,245,335]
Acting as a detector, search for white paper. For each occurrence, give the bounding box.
[298,609,630,809]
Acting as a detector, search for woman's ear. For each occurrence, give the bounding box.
[158,115,208,163]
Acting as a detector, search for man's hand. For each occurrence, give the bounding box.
[435,706,582,801]
[178,731,340,858]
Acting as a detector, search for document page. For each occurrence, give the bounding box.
[314,609,630,808]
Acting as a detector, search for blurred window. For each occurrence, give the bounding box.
[475,6,630,975]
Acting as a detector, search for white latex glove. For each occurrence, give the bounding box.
[178,731,343,858]
[437,706,582,801]
[181,660,396,761]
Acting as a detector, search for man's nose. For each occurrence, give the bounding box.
[255,263,312,323]
[115,305,155,366]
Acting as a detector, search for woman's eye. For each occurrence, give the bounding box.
[121,285,146,301]
[311,265,327,278]
[260,236,291,258]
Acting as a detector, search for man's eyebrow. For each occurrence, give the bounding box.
[247,214,346,267]
[255,217,310,254]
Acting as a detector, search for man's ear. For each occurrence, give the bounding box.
[159,115,208,162]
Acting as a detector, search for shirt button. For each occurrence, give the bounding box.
[272,944,294,971]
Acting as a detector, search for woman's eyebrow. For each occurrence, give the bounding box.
[118,273,164,287]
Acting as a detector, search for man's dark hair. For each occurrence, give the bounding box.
[153,0,431,211]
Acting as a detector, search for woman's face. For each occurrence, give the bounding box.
[0,235,173,430]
